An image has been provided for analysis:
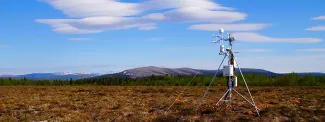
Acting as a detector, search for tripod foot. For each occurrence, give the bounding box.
[225,105,233,109]
[215,102,222,107]
[214,100,226,109]
[252,108,260,112]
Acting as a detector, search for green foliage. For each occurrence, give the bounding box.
[0,73,324,86]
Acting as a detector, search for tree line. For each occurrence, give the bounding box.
[0,73,324,86]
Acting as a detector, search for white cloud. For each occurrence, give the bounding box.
[78,16,126,25]
[142,13,166,20]
[36,19,76,25]
[138,23,159,30]
[36,0,248,34]
[163,7,246,23]
[40,0,141,18]
[36,6,246,34]
[238,49,272,52]
[36,17,159,34]
[40,0,233,18]
[298,48,325,52]
[68,38,93,41]
[36,19,102,34]
[140,0,233,11]
[312,15,325,20]
[188,23,269,31]
[307,16,325,31]
[232,32,322,43]
[306,26,325,31]
[54,24,102,34]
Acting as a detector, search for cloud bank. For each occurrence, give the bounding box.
[36,0,246,34]
[36,0,322,43]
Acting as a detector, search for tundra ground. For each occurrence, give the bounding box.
[0,86,324,121]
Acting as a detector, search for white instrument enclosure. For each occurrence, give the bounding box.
[223,65,234,76]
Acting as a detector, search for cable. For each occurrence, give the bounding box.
[196,55,227,111]
[164,69,201,114]
[262,70,286,94]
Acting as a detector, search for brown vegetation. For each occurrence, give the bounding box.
[0,86,324,121]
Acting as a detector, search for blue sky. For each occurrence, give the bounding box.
[1,0,325,75]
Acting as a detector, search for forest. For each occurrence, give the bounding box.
[0,73,324,86]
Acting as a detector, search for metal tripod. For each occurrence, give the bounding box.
[214,51,260,116]
[197,29,260,116]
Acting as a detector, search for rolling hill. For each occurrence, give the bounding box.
[97,66,280,78]
[1,66,324,80]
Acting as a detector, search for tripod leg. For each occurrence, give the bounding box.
[197,55,227,111]
[224,90,229,100]
[229,75,233,107]
[233,89,257,108]
[215,89,230,106]
[232,53,260,116]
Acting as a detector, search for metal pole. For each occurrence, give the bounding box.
[228,36,234,107]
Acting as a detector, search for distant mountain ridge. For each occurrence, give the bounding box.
[1,66,324,80]
[98,66,325,79]
[98,66,280,78]
[0,73,104,80]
